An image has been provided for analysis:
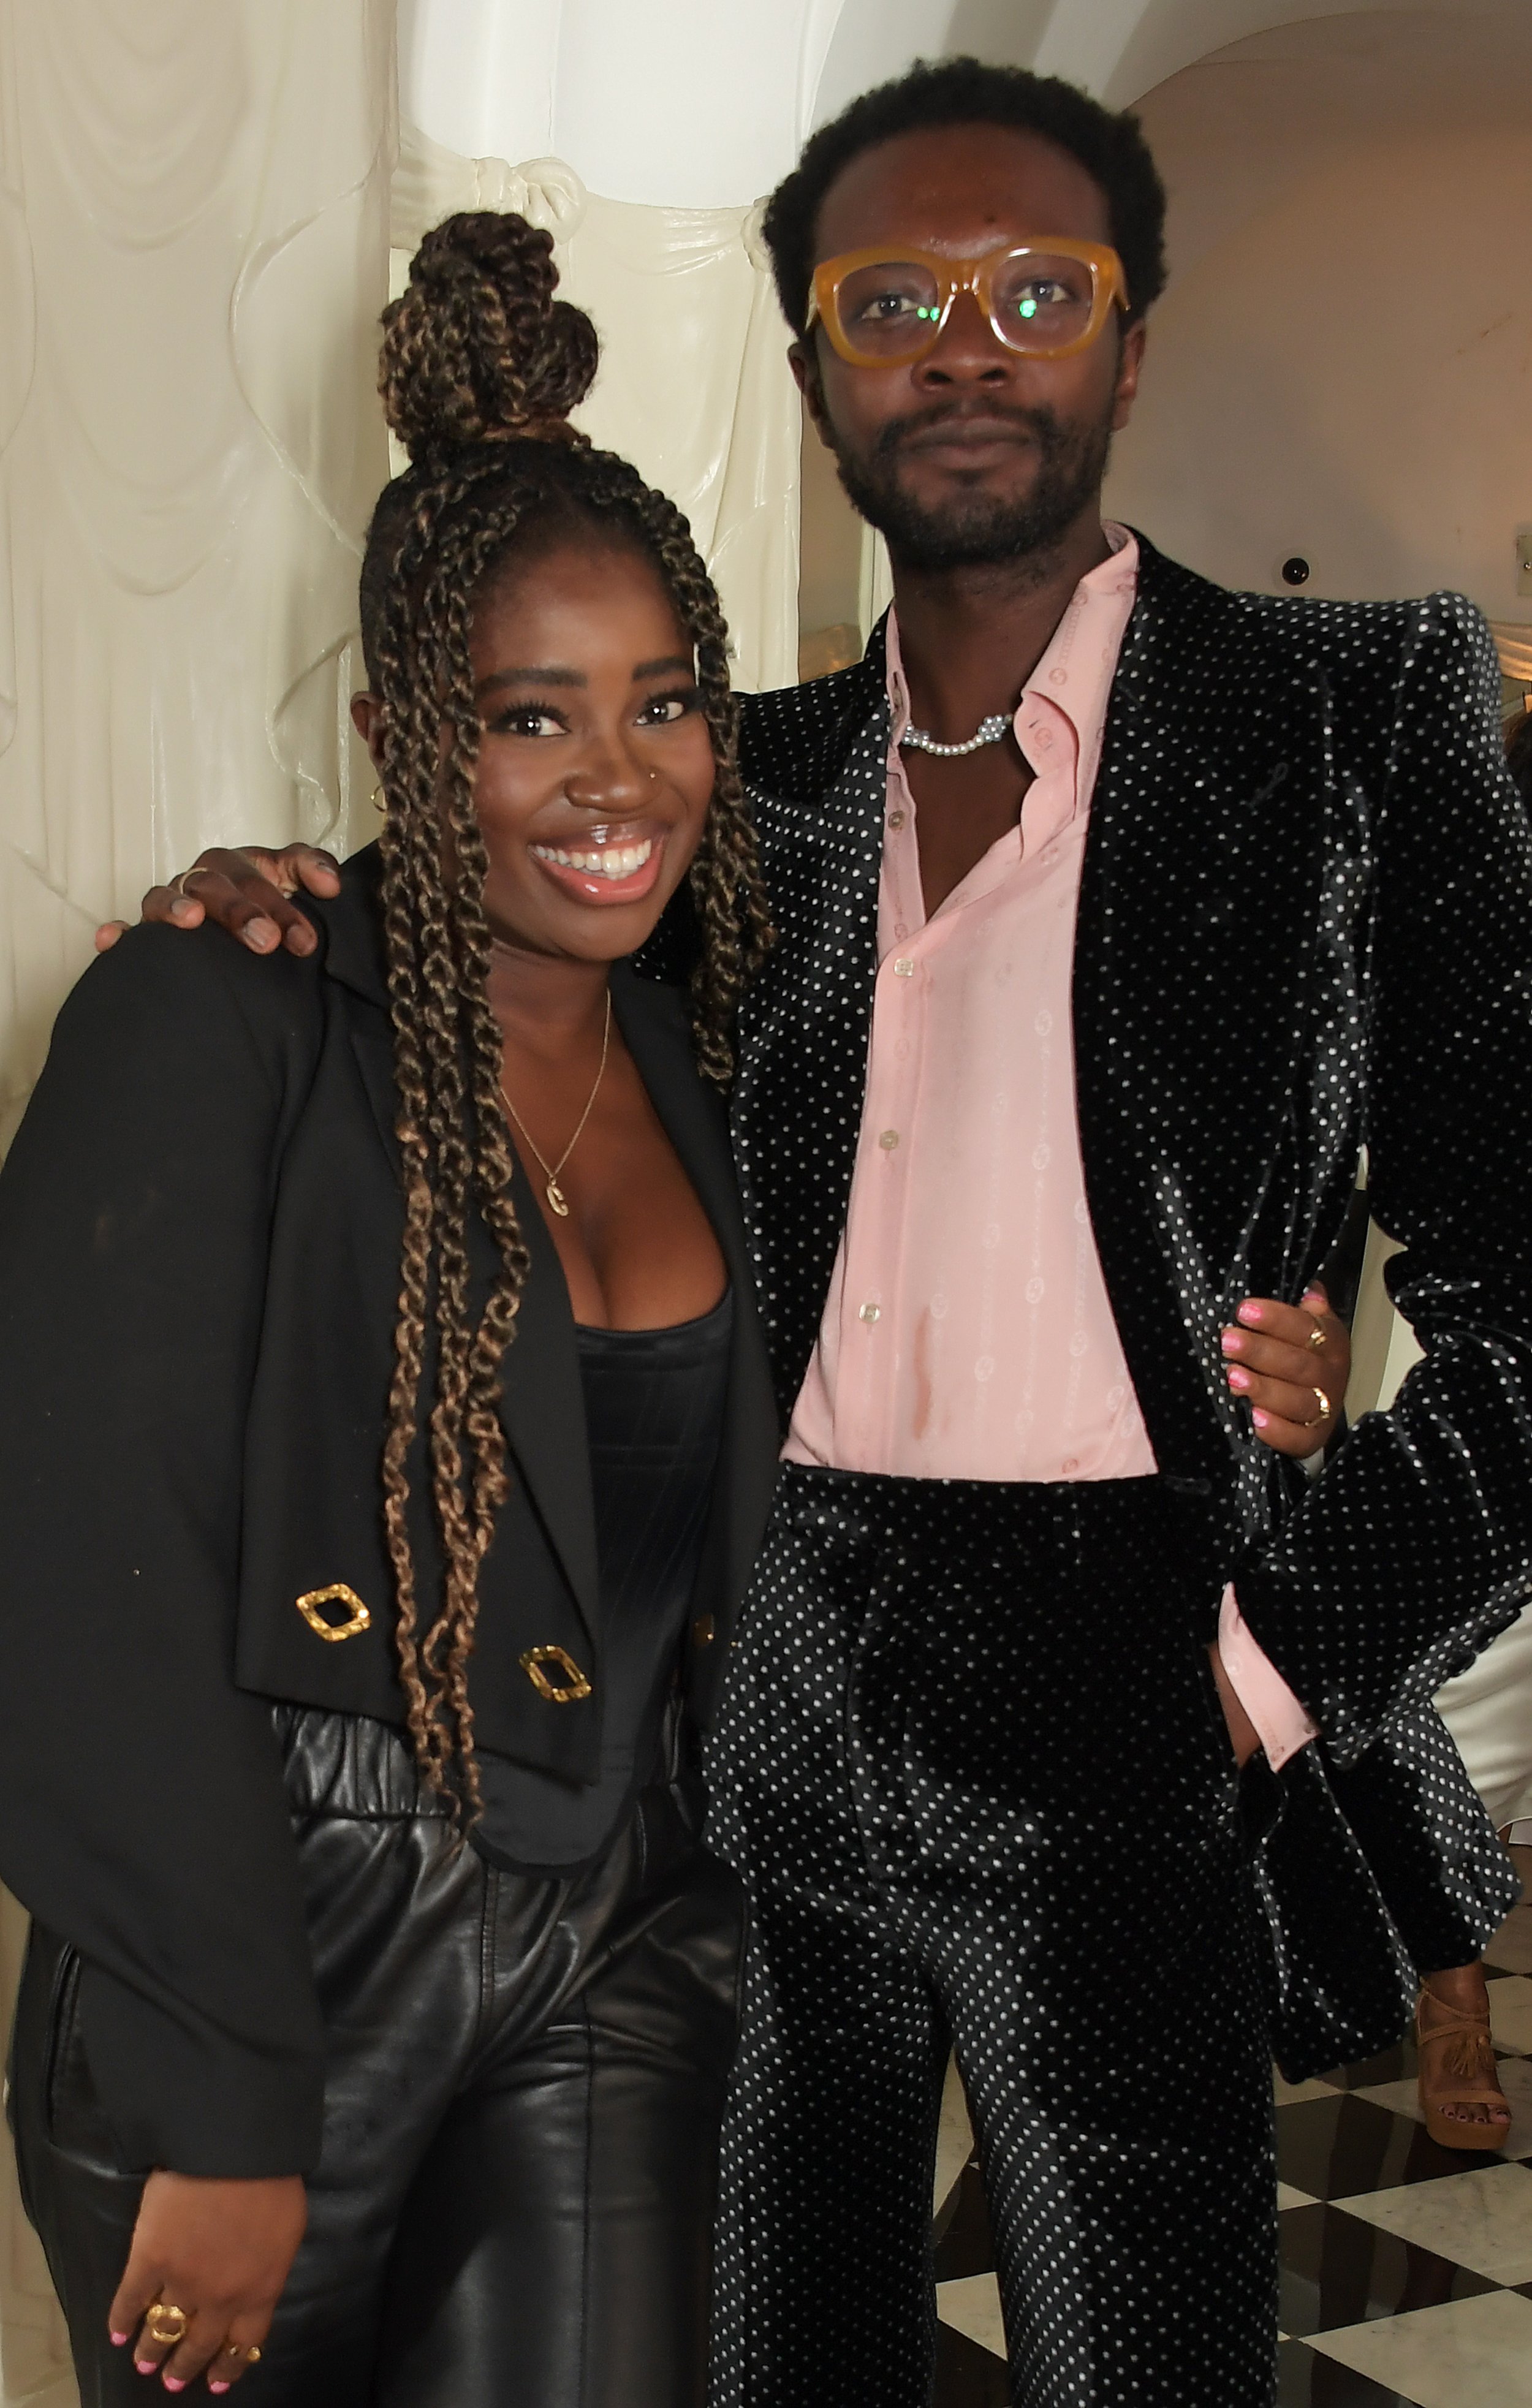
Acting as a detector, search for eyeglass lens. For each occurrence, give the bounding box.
[833,252,1098,358]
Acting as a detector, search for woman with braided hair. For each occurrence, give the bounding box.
[0,212,779,2404]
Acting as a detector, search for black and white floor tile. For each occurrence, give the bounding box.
[933,1849,1532,2406]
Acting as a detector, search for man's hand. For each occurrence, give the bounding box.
[1223,1284,1348,1456]
[108,2169,305,2391]
[94,847,341,960]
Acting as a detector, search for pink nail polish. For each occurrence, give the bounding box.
[1237,1301,1263,1325]
[1252,1407,1271,1428]
[111,2332,129,2346]
[210,2387,231,2396]
[136,2361,157,2376]
[1220,1330,1240,1354]
[163,2382,186,2395]
[1228,1366,1252,1391]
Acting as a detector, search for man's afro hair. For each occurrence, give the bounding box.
[762,56,1167,337]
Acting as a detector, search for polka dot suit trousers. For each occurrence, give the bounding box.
[706,1467,1276,2408]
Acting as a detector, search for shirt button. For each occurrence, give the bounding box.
[859,1303,881,1323]
[888,810,906,830]
[893,958,915,977]
[1062,1456,1079,1475]
[893,922,908,940]
[878,1129,900,1150]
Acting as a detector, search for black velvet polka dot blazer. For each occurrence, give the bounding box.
[724,534,1532,1764]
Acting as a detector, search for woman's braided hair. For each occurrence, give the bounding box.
[358,210,772,1823]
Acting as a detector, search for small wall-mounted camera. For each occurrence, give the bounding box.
[1280,556,1311,588]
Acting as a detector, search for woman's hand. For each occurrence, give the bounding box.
[94,847,339,960]
[1223,1282,1349,1456]
[108,2170,305,2391]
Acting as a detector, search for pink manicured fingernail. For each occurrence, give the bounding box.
[1237,1301,1264,1325]
[163,2382,186,2395]
[1220,1329,1241,1354]
[135,2362,157,2376]
[1227,1366,1252,1391]
[111,2332,129,2346]
[1252,1407,1272,1429]
[210,2386,231,2396]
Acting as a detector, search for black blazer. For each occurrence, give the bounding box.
[718,537,1532,2069]
[730,537,1532,1743]
[0,847,778,2177]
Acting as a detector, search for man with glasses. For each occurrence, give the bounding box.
[123,58,1532,2408]
[697,61,1531,2406]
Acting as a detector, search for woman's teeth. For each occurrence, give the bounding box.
[531,838,654,879]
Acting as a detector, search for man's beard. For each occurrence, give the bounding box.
[833,397,1115,577]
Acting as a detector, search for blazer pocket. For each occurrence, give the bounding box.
[39,1944,131,2180]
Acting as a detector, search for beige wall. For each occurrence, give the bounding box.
[1104,9,1532,620]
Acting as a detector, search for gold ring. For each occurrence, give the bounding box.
[370,784,385,813]
[1307,1325,1327,1352]
[145,2303,191,2347]
[1309,1386,1332,1424]
[226,2342,262,2363]
[170,866,212,897]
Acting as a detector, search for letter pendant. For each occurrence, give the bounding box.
[546,1178,571,1217]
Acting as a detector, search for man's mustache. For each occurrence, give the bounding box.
[870,399,1063,463]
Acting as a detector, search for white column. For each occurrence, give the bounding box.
[395,1,870,692]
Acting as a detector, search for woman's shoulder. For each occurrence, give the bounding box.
[51,909,332,1104]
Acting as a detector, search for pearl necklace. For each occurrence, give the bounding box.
[899,713,1012,759]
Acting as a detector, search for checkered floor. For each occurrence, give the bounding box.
[933,1849,1532,2406]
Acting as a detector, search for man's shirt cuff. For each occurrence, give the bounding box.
[1218,1581,1318,1769]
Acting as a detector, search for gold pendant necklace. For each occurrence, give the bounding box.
[497,990,612,1218]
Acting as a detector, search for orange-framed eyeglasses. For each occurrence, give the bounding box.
[805,238,1129,368]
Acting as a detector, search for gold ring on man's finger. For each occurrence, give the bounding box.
[145,2303,191,2347]
[1308,1387,1332,1425]
[170,867,212,896]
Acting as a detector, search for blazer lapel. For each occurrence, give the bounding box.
[611,966,780,1616]
[732,644,890,1417]
[1072,540,1346,1489]
[319,849,599,1631]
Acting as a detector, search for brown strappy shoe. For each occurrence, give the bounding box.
[1415,1983,1511,2151]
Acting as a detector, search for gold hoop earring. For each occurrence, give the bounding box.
[369,784,384,814]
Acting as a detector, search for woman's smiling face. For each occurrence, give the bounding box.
[462,536,717,963]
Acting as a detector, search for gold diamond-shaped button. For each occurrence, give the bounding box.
[520,1645,593,1704]
[295,1584,371,1642]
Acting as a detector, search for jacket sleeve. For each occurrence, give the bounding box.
[1235,595,1532,1762]
[0,927,325,2176]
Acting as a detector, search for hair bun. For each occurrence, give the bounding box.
[379,211,599,460]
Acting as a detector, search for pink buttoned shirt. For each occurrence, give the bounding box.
[783,528,1316,1767]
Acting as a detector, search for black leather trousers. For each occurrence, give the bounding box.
[11,1707,745,2407]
